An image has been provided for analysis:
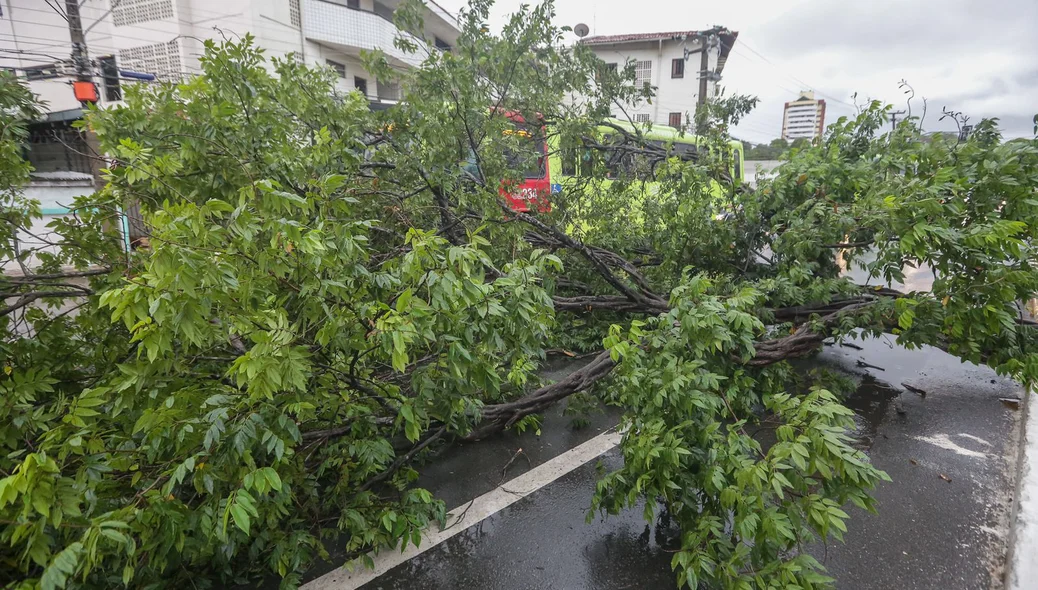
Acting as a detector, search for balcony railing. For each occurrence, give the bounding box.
[301,0,430,68]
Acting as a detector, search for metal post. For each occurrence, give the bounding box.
[65,0,93,105]
[890,109,906,132]
[698,36,709,108]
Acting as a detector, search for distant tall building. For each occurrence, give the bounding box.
[781,91,826,141]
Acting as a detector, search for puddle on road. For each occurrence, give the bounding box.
[842,374,903,451]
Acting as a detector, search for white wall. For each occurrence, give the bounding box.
[588,38,715,128]
[2,0,455,116]
[3,178,102,273]
[0,0,122,112]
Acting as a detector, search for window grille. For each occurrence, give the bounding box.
[112,0,175,27]
[118,39,183,82]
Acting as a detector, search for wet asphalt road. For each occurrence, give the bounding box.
[297,254,1028,589]
[341,335,1023,590]
[362,448,678,590]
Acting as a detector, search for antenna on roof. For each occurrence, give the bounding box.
[574,23,590,38]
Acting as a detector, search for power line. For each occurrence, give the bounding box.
[43,0,68,22]
[5,1,438,54]
[83,0,123,36]
[735,36,858,109]
[0,6,284,50]
[0,24,303,61]
[2,1,445,73]
[727,48,803,97]
[8,2,319,44]
[0,48,68,62]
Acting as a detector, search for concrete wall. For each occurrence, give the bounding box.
[2,178,103,273]
[1,0,456,116]
[587,38,714,128]
[0,0,121,112]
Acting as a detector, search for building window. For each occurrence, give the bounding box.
[434,37,451,51]
[596,62,617,83]
[326,59,346,78]
[634,113,650,123]
[373,1,394,19]
[354,76,368,95]
[668,112,682,129]
[632,60,652,89]
[99,56,121,102]
[377,80,400,101]
[289,0,300,27]
[671,58,684,78]
[25,121,94,175]
[346,0,359,8]
[23,65,62,80]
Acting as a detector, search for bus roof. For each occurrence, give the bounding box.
[598,118,740,149]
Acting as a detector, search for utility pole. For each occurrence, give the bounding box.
[64,0,105,189]
[65,0,95,105]
[686,28,720,134]
[698,37,710,108]
[889,109,906,132]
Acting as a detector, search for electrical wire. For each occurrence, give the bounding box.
[0,48,67,62]
[2,0,447,71]
[726,48,803,96]
[42,0,68,23]
[735,35,858,109]
[82,0,123,36]
[4,1,441,52]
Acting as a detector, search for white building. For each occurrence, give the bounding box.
[0,0,461,117]
[0,0,459,271]
[579,27,737,129]
[781,91,826,141]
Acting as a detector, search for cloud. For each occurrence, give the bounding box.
[435,0,1038,140]
[755,0,1038,63]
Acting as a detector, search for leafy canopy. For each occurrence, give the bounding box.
[1,2,1037,589]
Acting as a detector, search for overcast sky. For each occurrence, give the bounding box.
[435,0,1038,143]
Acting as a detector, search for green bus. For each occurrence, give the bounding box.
[500,116,745,215]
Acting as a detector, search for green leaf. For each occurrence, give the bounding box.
[40,542,82,590]
[230,503,251,535]
[262,467,283,492]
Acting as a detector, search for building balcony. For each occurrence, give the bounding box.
[301,0,433,69]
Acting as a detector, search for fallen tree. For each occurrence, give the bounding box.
[2,2,1038,588]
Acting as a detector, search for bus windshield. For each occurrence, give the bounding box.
[502,126,546,179]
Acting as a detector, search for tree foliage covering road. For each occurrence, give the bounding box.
[2,1,1037,588]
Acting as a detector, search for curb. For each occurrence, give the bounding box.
[1005,385,1038,589]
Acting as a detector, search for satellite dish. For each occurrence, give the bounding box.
[574,23,590,38]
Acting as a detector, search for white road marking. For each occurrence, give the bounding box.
[913,433,989,458]
[958,433,992,447]
[301,429,622,590]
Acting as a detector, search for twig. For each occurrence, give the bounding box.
[356,427,447,493]
[856,360,886,371]
[498,447,531,484]
[901,382,927,397]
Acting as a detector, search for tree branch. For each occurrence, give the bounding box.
[0,290,91,318]
[507,205,668,311]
